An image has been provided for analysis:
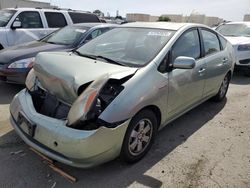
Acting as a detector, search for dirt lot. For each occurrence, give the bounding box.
[0,71,249,188]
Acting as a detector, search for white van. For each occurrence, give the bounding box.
[0,8,101,49]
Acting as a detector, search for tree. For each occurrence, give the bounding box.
[158,16,171,22]
[93,10,104,17]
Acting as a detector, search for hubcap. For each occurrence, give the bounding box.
[128,119,153,156]
[220,76,229,97]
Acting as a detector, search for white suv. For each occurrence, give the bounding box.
[0,8,101,49]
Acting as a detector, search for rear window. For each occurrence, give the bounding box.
[45,12,67,28]
[68,12,100,23]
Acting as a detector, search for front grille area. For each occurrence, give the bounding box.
[239,59,250,65]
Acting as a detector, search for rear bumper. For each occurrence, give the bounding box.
[10,89,130,168]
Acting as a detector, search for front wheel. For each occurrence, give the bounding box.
[121,109,157,163]
[212,73,231,102]
[244,67,250,77]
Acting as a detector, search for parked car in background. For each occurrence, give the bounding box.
[10,22,234,168]
[0,8,101,50]
[0,23,115,84]
[216,22,250,76]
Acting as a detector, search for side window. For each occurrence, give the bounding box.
[86,29,102,41]
[86,28,110,41]
[201,30,220,55]
[172,29,201,62]
[16,11,43,28]
[45,12,67,28]
[218,35,227,50]
[68,12,100,23]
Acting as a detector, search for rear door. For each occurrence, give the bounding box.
[6,11,45,46]
[43,11,68,35]
[200,28,230,97]
[167,28,206,118]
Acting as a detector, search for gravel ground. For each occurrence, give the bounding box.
[0,71,249,188]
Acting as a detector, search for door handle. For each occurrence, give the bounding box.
[198,68,206,74]
[222,58,228,64]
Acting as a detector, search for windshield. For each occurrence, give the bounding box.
[0,10,16,27]
[42,26,89,45]
[76,27,175,67]
[216,24,250,37]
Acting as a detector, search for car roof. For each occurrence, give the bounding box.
[73,23,116,28]
[119,22,207,31]
[5,7,92,14]
[223,21,250,26]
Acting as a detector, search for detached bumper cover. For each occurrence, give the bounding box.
[10,89,130,168]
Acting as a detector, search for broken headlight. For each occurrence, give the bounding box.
[67,75,126,128]
[26,69,37,91]
[67,74,109,126]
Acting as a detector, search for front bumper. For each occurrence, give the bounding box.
[10,89,130,168]
[235,50,250,67]
[0,66,29,84]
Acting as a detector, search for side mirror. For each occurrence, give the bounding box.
[11,20,22,29]
[173,56,196,69]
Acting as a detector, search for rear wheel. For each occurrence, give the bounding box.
[121,109,157,163]
[212,73,231,102]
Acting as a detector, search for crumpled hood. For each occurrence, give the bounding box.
[34,52,137,104]
[225,36,250,46]
[0,41,70,64]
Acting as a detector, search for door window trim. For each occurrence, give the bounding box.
[13,11,44,29]
[199,27,222,57]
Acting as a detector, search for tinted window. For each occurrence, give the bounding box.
[0,10,16,27]
[45,12,67,28]
[172,29,201,62]
[69,12,100,23]
[201,30,220,56]
[219,35,227,50]
[16,11,43,28]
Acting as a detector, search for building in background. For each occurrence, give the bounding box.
[0,0,56,9]
[126,13,151,22]
[161,14,183,22]
[244,14,250,21]
[126,12,224,27]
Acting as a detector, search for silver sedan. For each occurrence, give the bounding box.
[10,22,234,168]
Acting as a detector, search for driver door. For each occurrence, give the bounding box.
[167,29,206,118]
[7,11,45,46]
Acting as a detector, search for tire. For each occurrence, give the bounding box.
[244,67,250,77]
[121,109,157,163]
[212,73,231,102]
[0,44,3,50]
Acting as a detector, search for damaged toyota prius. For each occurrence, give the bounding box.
[10,22,234,168]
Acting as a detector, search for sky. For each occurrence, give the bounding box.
[40,0,250,21]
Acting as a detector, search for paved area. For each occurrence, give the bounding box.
[0,72,249,188]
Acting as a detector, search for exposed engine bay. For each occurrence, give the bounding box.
[29,76,131,130]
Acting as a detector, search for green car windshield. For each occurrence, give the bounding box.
[216,24,250,37]
[0,10,16,27]
[76,27,175,67]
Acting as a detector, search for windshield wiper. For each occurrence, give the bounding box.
[71,50,97,60]
[72,51,125,66]
[94,55,125,66]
